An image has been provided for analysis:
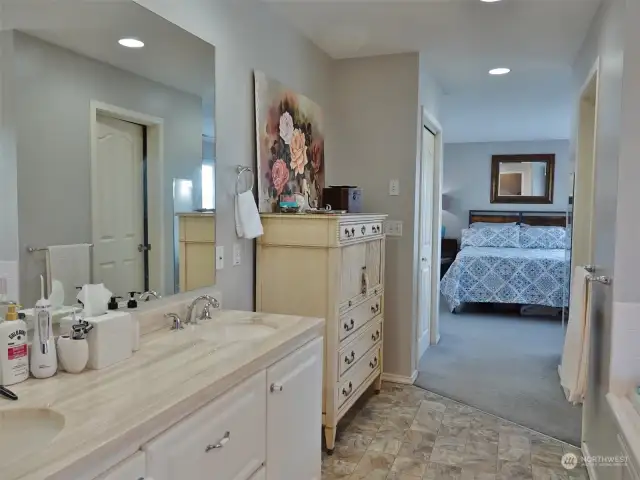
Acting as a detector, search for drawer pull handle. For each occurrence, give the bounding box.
[371,303,380,314]
[344,228,351,238]
[344,319,355,332]
[205,431,230,452]
[344,351,356,365]
[348,300,352,307]
[270,383,283,393]
[371,330,381,342]
[374,289,378,295]
[351,227,355,236]
[342,382,353,397]
[361,226,366,235]
[370,357,379,369]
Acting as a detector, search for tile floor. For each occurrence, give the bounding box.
[322,383,588,480]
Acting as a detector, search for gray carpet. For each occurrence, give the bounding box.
[415,301,582,446]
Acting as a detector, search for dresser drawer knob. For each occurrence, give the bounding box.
[344,228,351,238]
[348,300,352,307]
[343,319,355,332]
[369,357,379,369]
[344,351,356,365]
[342,382,353,397]
[351,227,355,236]
[371,303,380,314]
[205,431,230,452]
[361,226,366,235]
[270,383,284,393]
[371,330,381,342]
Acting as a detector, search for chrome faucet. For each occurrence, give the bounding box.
[139,291,161,301]
[185,295,220,325]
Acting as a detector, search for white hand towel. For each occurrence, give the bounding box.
[46,244,92,305]
[235,191,263,239]
[559,266,592,404]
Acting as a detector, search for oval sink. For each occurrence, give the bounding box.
[0,408,65,467]
[202,324,276,343]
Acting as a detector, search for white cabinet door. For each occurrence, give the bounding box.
[94,451,145,480]
[144,371,266,480]
[266,338,323,480]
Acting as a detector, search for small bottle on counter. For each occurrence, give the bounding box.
[0,304,29,385]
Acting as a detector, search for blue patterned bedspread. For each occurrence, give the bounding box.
[441,247,569,312]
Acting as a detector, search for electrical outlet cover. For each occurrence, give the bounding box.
[233,243,241,266]
[389,179,400,196]
[384,220,403,237]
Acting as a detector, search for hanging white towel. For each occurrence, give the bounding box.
[46,244,92,305]
[235,191,263,239]
[559,266,592,404]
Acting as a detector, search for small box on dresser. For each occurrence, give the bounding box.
[256,212,387,453]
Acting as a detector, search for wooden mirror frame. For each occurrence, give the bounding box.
[490,154,555,204]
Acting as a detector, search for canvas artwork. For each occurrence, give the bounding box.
[254,70,325,212]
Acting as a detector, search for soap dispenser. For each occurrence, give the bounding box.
[31,275,57,379]
[0,303,29,385]
[127,292,140,309]
[108,296,122,310]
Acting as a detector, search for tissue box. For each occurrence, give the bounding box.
[85,311,133,370]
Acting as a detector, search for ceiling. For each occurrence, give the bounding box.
[265,0,602,143]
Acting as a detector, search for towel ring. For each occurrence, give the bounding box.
[236,166,254,195]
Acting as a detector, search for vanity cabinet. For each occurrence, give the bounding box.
[267,338,323,480]
[142,338,323,480]
[94,451,146,480]
[257,213,387,452]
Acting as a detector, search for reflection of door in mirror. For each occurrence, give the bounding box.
[93,115,145,298]
[498,172,523,196]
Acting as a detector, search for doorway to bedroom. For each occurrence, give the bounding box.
[416,139,583,446]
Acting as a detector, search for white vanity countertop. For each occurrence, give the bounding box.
[607,392,640,470]
[0,310,324,480]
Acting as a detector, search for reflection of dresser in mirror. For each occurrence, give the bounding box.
[256,213,387,453]
[177,213,216,292]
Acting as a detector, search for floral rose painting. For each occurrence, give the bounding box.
[254,71,325,212]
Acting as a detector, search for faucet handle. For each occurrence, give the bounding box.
[165,313,183,331]
[200,303,212,321]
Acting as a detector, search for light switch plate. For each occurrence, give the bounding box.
[216,246,224,270]
[385,220,403,237]
[233,243,242,266]
[389,179,400,196]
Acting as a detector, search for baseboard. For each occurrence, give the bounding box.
[381,370,418,385]
[582,441,598,480]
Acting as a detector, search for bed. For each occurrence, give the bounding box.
[440,210,570,312]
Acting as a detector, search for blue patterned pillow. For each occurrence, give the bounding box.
[461,225,520,248]
[519,226,566,249]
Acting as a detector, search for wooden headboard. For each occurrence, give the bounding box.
[468,210,567,227]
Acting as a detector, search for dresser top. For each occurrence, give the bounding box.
[260,212,387,219]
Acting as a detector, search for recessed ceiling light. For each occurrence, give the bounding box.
[489,67,511,75]
[481,0,502,2]
[118,38,144,48]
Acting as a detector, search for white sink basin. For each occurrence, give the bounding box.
[0,408,65,467]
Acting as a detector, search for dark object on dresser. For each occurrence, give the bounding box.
[322,186,362,213]
[441,238,458,279]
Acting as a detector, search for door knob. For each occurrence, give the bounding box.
[421,257,427,261]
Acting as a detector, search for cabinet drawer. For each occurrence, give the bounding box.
[180,215,216,243]
[144,371,266,480]
[339,317,382,377]
[339,294,383,342]
[339,222,383,243]
[94,451,145,480]
[338,346,381,408]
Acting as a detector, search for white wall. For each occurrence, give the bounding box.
[328,52,440,379]
[133,0,332,312]
[442,140,571,239]
[11,31,205,306]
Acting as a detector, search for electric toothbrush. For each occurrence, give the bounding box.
[30,275,57,378]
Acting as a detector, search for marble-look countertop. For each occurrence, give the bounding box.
[0,310,324,480]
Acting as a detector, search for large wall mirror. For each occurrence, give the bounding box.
[1,0,216,307]
[490,154,555,204]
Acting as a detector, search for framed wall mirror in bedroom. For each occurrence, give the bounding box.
[1,0,216,307]
[490,154,555,204]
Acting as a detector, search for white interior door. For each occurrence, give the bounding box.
[93,114,144,298]
[418,126,436,359]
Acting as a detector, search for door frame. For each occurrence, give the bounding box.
[413,106,444,371]
[90,100,166,295]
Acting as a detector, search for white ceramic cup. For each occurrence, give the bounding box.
[57,336,89,374]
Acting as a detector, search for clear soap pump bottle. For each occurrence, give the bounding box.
[30,275,57,379]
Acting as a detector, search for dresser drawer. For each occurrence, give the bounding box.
[339,222,383,243]
[338,346,381,408]
[339,294,383,342]
[144,371,266,480]
[339,317,382,377]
